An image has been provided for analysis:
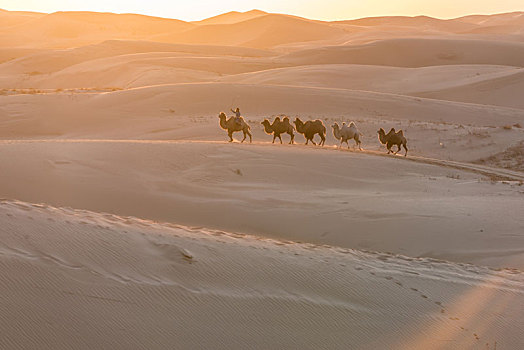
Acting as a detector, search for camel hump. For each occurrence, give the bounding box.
[397,129,404,137]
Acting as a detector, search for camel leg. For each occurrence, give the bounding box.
[309,137,317,146]
[320,134,326,146]
[403,143,408,157]
[355,136,362,150]
[272,134,276,144]
[395,144,401,154]
[278,134,283,144]
[247,130,252,143]
[386,142,393,154]
[241,131,247,143]
[289,132,294,145]
[228,131,234,142]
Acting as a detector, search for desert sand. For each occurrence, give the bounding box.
[0,8,523,349]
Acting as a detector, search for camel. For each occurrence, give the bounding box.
[377,127,408,156]
[332,122,362,150]
[218,112,252,143]
[261,116,295,144]
[294,117,326,146]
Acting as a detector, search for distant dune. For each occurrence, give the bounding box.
[281,38,524,67]
[457,11,524,26]
[0,11,194,48]
[334,15,478,33]
[192,9,267,25]
[158,14,346,48]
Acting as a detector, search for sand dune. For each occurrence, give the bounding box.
[415,69,524,109]
[0,140,522,269]
[0,54,278,87]
[161,14,346,49]
[193,9,267,25]
[282,38,524,67]
[222,64,523,99]
[0,39,275,79]
[457,11,524,26]
[334,15,478,33]
[1,8,523,51]
[0,47,45,64]
[2,199,522,349]
[0,11,194,49]
[0,9,44,28]
[1,82,522,145]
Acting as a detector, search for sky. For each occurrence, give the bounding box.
[1,0,522,21]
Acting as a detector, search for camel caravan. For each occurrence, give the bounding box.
[218,108,408,156]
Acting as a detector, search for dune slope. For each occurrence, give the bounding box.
[1,199,522,349]
[0,140,522,269]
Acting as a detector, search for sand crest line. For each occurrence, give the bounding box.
[1,197,523,280]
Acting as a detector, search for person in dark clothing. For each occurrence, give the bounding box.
[231,107,242,125]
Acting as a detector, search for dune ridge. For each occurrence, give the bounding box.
[1,198,522,349]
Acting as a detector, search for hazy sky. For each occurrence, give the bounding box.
[1,0,522,21]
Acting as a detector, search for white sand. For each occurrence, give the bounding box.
[1,8,523,349]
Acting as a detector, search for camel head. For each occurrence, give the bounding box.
[293,117,304,133]
[261,119,273,134]
[331,123,341,140]
[377,128,387,144]
[218,112,228,130]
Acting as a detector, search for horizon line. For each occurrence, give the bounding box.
[1,7,523,23]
